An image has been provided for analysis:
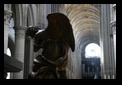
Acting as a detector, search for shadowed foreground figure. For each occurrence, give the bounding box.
[27,13,75,79]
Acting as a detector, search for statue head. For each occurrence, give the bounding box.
[46,13,71,35]
[46,13,75,52]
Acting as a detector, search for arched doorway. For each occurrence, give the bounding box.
[82,43,101,79]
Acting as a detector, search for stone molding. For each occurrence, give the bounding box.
[113,4,116,8]
[110,21,116,34]
[14,25,27,30]
[110,21,116,28]
[14,26,27,38]
[4,10,12,25]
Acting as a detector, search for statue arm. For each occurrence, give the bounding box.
[34,31,47,52]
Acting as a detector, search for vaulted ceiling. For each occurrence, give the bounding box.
[6,4,100,52]
[62,4,100,50]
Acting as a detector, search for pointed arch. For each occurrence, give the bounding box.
[11,4,28,27]
[27,4,37,26]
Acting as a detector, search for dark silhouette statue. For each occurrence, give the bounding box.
[26,13,75,79]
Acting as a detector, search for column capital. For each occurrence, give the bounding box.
[14,26,27,38]
[14,25,27,31]
[4,10,12,25]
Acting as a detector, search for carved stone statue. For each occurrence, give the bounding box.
[26,13,75,79]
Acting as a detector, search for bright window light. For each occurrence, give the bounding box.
[85,43,101,58]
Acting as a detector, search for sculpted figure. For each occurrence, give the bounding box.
[27,13,75,79]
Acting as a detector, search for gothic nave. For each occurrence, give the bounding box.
[4,4,116,79]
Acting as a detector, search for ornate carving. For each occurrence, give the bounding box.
[4,10,12,25]
[110,21,116,35]
[28,13,75,79]
[14,26,27,38]
[110,21,116,28]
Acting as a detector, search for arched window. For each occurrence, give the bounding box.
[85,43,101,58]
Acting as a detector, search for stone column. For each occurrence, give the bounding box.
[13,26,26,79]
[4,10,12,54]
[24,36,34,79]
[37,4,47,29]
[110,4,116,78]
[100,4,115,79]
[113,24,116,67]
[51,4,54,13]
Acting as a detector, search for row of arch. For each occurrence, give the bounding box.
[6,4,100,55]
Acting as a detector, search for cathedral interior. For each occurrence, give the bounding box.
[4,4,116,79]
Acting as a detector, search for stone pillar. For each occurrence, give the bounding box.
[51,4,54,13]
[4,10,12,54]
[51,4,61,13]
[112,24,116,66]
[82,64,85,77]
[110,4,116,78]
[100,4,115,79]
[24,36,34,79]
[13,26,26,79]
[37,4,47,29]
[29,39,34,73]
